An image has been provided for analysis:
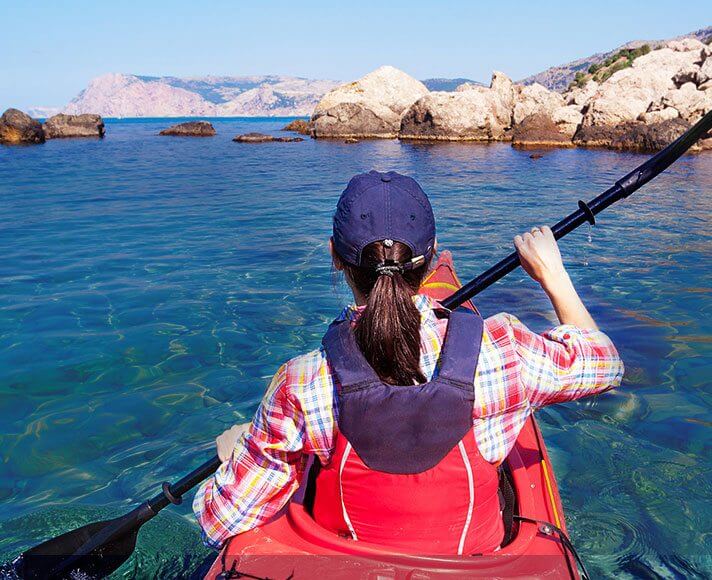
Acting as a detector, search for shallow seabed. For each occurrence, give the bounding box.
[0,118,710,578]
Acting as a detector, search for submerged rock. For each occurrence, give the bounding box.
[0,108,45,144]
[281,119,312,135]
[43,113,105,138]
[159,121,215,136]
[233,132,303,143]
[311,66,429,138]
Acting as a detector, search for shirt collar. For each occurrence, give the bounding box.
[335,294,443,325]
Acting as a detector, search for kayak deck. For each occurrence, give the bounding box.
[205,252,576,579]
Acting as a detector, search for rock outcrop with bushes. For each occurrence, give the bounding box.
[310,39,712,151]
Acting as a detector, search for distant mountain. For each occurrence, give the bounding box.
[422,78,484,91]
[520,26,712,91]
[63,74,341,117]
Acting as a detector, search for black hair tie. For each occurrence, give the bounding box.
[375,261,404,277]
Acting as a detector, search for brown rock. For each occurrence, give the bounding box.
[0,108,45,144]
[159,121,215,136]
[281,119,312,135]
[573,118,692,152]
[43,113,105,138]
[233,132,303,143]
[512,113,574,147]
[233,132,274,142]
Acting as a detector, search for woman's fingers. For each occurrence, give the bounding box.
[216,423,251,462]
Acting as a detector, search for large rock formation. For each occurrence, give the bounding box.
[583,39,712,127]
[399,72,514,141]
[43,113,105,138]
[159,121,216,136]
[0,108,45,144]
[311,66,429,138]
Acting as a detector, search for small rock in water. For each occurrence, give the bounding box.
[344,138,359,143]
[43,113,105,139]
[0,108,45,144]
[159,121,215,136]
[529,153,544,159]
[233,132,303,143]
[281,119,312,135]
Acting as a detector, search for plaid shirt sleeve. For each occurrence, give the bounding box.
[503,313,624,408]
[192,362,308,549]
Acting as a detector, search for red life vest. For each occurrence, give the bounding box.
[312,307,504,555]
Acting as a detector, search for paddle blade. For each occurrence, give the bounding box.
[15,517,138,579]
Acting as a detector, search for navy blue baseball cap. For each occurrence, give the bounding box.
[332,170,436,268]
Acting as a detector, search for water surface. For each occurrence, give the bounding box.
[1,118,710,578]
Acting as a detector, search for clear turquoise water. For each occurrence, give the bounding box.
[0,118,710,578]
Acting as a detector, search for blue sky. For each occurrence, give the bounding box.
[1,0,709,110]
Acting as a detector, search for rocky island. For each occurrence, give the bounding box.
[160,121,216,136]
[0,110,105,144]
[42,113,105,138]
[310,38,712,152]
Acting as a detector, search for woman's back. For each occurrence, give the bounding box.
[193,171,623,552]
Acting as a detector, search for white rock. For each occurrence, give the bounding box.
[638,108,680,123]
[665,38,707,55]
[565,81,599,107]
[513,83,564,125]
[551,105,584,137]
[400,89,511,141]
[698,58,712,85]
[311,66,428,138]
[661,82,712,122]
[673,63,702,86]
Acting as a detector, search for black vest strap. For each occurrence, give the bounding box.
[322,306,484,391]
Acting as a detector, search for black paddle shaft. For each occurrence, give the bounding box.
[441,110,712,310]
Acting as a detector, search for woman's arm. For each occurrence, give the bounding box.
[510,225,624,408]
[192,363,307,549]
[514,226,597,330]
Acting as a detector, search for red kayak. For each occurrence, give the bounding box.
[205,252,579,579]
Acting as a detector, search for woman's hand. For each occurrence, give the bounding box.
[216,423,250,462]
[514,225,598,330]
[514,226,567,290]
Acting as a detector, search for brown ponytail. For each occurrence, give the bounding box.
[339,241,431,386]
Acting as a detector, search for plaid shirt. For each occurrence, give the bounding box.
[193,295,624,549]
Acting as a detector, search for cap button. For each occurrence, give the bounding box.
[381,174,392,182]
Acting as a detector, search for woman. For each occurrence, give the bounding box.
[193,170,624,554]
